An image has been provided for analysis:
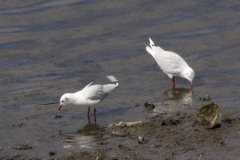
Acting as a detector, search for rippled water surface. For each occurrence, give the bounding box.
[1,0,240,158]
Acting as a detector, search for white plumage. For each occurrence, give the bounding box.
[146,38,194,87]
[58,75,118,119]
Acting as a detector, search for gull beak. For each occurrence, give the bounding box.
[58,104,63,110]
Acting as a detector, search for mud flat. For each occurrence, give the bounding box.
[3,108,240,160]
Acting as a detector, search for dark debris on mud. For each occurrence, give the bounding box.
[12,145,33,150]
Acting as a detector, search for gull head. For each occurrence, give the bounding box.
[59,93,71,110]
[183,67,195,83]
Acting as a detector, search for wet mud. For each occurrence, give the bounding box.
[1,0,240,159]
[4,108,240,160]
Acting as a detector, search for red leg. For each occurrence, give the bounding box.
[94,107,96,123]
[171,76,175,87]
[87,107,91,123]
[87,106,90,117]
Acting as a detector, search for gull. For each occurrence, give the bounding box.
[58,75,118,121]
[145,38,195,88]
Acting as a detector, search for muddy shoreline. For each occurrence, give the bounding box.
[3,105,240,160]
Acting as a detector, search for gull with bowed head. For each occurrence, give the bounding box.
[145,38,195,88]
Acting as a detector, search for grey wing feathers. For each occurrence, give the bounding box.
[82,85,106,101]
[81,76,118,101]
[106,75,118,82]
[102,84,117,93]
[88,84,117,101]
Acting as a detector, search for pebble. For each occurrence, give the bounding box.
[138,136,144,144]
[108,121,142,128]
[111,131,126,137]
[12,144,32,150]
[49,151,55,156]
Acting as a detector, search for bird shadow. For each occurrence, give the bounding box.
[163,87,194,101]
[60,121,105,149]
[76,121,102,134]
[153,87,194,113]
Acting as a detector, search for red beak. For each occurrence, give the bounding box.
[58,104,63,110]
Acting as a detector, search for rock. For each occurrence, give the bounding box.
[193,102,221,129]
[125,122,134,127]
[108,121,142,128]
[138,136,144,144]
[199,95,211,101]
[108,124,114,128]
[55,115,62,119]
[206,95,210,101]
[12,144,32,150]
[63,145,73,149]
[18,121,23,127]
[126,121,142,127]
[49,151,55,156]
[145,102,155,110]
[48,134,55,138]
[119,121,126,127]
[12,121,23,127]
[110,131,126,137]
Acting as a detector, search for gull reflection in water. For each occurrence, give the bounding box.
[154,88,194,113]
[61,122,105,149]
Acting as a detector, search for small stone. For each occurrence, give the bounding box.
[206,95,210,101]
[138,136,144,144]
[108,124,114,128]
[126,122,134,127]
[12,144,32,150]
[118,144,123,149]
[161,121,168,126]
[49,151,55,156]
[63,145,73,149]
[111,131,126,137]
[116,121,124,127]
[48,134,55,138]
[18,122,23,127]
[55,115,61,119]
[145,102,155,110]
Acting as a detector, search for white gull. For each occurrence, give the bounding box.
[145,38,195,88]
[58,75,118,119]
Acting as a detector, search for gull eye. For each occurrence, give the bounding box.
[61,100,64,103]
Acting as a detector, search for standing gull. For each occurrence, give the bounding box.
[145,38,195,88]
[58,75,118,121]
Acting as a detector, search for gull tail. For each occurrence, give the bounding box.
[107,75,119,86]
[149,38,155,46]
[145,38,155,56]
[146,38,164,56]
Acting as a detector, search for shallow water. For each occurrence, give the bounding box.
[1,0,240,158]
